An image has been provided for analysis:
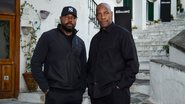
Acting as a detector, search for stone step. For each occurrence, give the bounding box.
[138,55,168,62]
[133,30,182,40]
[131,92,154,104]
[137,50,166,57]
[130,79,150,96]
[138,52,167,57]
[147,25,185,31]
[134,32,177,40]
[139,55,169,70]
[136,47,165,54]
[139,61,150,70]
[136,70,150,80]
[135,39,168,48]
[18,91,45,104]
[133,29,183,36]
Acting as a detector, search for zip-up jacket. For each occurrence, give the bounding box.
[31,26,87,93]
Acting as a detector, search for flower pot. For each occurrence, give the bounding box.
[23,72,38,92]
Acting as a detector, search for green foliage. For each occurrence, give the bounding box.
[154,19,161,23]
[177,0,184,13]
[162,45,169,55]
[20,1,41,72]
[132,26,138,30]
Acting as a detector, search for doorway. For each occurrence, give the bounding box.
[0,0,20,98]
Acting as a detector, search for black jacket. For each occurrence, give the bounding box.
[87,23,139,98]
[31,26,87,93]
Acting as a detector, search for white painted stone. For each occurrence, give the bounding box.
[150,61,185,104]
[18,92,45,103]
[170,46,185,66]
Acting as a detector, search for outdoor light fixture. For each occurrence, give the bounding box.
[40,10,50,19]
[116,0,122,4]
[148,0,157,3]
[21,19,33,35]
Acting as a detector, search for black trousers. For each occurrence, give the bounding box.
[45,88,83,104]
[90,88,130,104]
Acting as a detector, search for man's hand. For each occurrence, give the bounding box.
[44,89,49,95]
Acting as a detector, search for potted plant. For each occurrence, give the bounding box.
[21,25,38,92]
[20,1,41,92]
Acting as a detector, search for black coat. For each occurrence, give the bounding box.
[31,26,87,93]
[87,23,139,98]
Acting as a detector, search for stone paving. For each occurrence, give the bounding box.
[0,93,152,104]
[0,92,152,104]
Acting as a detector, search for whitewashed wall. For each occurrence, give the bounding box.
[154,0,161,20]
[133,0,146,30]
[150,43,185,104]
[171,0,177,18]
[150,61,185,104]
[169,46,185,66]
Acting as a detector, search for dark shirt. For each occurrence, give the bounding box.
[87,23,139,98]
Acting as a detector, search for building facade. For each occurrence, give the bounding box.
[0,0,179,99]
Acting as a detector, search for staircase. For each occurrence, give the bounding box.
[130,12,185,103]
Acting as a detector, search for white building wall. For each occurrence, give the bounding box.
[154,0,161,20]
[132,0,136,27]
[133,0,146,30]
[171,0,177,18]
[169,46,185,66]
[150,61,185,104]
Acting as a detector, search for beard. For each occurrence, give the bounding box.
[62,23,75,32]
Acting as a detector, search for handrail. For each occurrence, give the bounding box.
[88,0,99,27]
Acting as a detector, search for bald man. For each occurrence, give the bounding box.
[87,3,139,104]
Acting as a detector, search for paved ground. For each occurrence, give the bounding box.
[0,98,39,104]
[0,92,152,104]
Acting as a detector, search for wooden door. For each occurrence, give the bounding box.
[0,0,20,98]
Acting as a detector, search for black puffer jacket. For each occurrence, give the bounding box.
[31,25,87,93]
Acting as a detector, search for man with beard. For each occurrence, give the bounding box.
[31,6,87,104]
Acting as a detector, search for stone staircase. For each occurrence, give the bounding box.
[130,12,185,102]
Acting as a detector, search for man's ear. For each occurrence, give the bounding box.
[111,11,113,17]
[111,11,113,20]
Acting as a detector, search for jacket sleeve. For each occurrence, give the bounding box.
[31,33,49,92]
[118,31,139,88]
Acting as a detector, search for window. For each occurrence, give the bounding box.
[0,0,15,14]
[0,20,10,59]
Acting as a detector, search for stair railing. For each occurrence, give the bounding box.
[88,0,99,28]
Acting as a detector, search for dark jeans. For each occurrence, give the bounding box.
[45,88,83,104]
[90,88,130,104]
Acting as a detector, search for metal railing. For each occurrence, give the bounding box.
[88,0,99,27]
